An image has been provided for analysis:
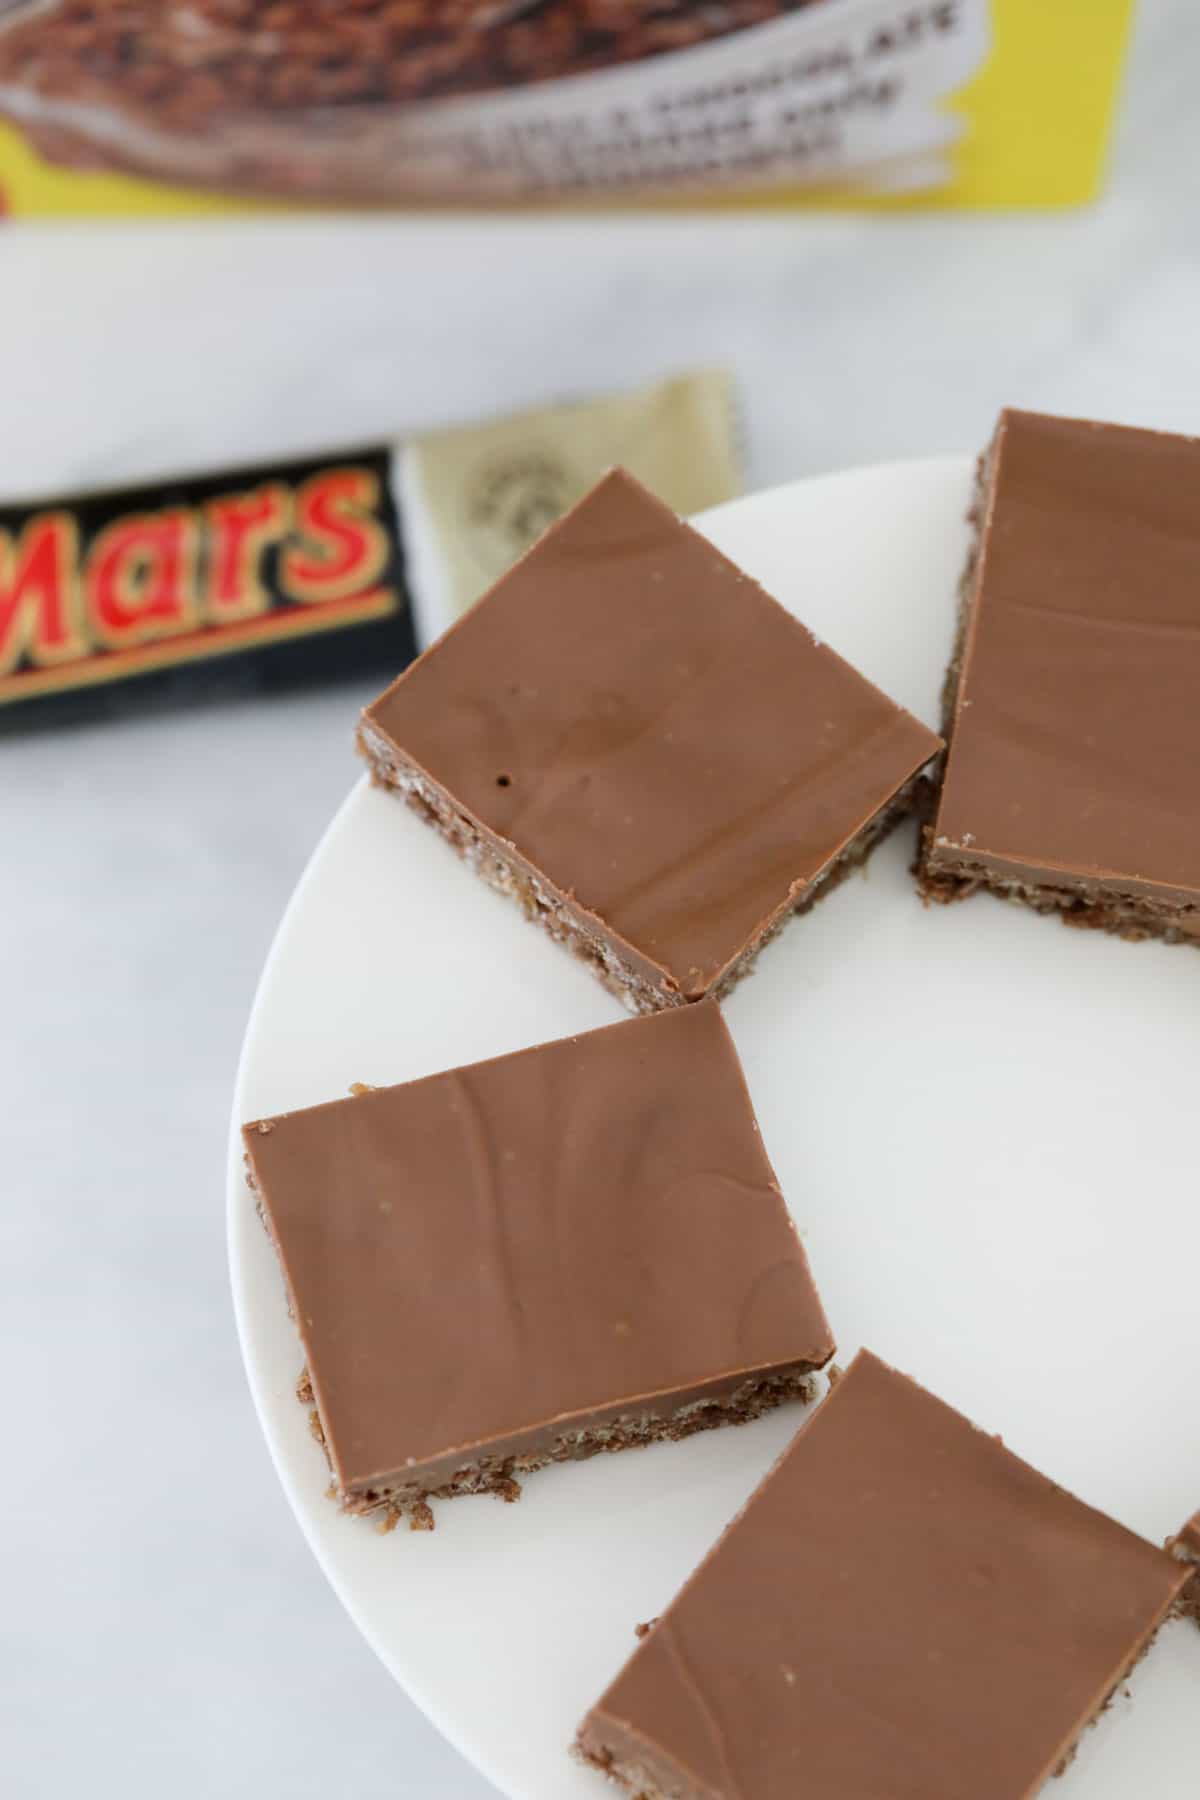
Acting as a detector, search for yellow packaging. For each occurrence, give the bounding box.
[0,1,1134,218]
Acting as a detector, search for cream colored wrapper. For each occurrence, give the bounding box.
[399,370,742,643]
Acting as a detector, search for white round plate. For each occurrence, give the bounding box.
[228,460,1200,1800]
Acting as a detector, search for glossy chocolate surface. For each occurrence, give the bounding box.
[366,469,939,1000]
[244,1004,833,1497]
[933,410,1200,908]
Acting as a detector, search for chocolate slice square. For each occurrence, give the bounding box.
[578,1349,1189,1800]
[360,468,940,1012]
[922,409,1200,943]
[244,1003,834,1526]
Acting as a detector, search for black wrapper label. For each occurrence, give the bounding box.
[0,446,413,709]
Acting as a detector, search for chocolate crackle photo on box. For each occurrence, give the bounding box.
[0,0,1136,212]
[0,370,739,730]
[5,9,1200,1799]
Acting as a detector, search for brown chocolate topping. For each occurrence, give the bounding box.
[579,1349,1189,1800]
[243,1003,833,1502]
[364,469,939,1002]
[931,410,1200,911]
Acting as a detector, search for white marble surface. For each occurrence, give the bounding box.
[2,6,1198,1796]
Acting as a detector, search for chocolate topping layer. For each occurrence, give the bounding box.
[928,410,1200,925]
[578,1349,1189,1800]
[243,1003,833,1506]
[362,469,939,1005]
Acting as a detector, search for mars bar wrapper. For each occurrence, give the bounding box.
[0,444,416,731]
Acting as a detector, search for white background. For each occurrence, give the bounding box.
[2,5,1198,1796]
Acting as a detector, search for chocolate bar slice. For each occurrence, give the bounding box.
[578,1349,1190,1800]
[922,410,1200,944]
[360,469,940,1013]
[243,1003,833,1528]
[0,2,826,150]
